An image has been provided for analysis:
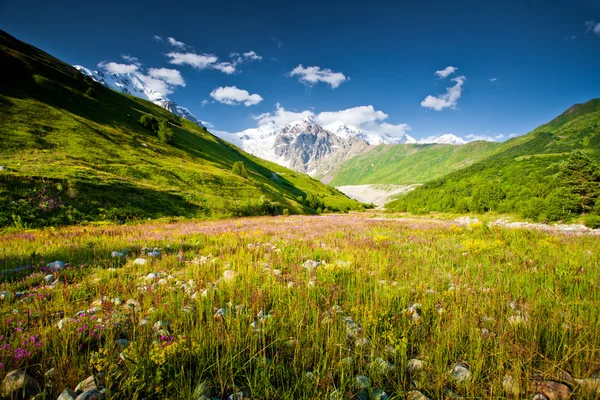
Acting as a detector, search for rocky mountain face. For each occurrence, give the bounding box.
[74,66,201,125]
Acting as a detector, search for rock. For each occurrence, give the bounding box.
[145,272,160,281]
[58,389,78,400]
[147,251,161,257]
[354,375,371,390]
[125,299,140,309]
[303,260,319,269]
[530,380,570,400]
[111,251,125,258]
[407,358,425,373]
[407,390,429,400]
[45,368,56,379]
[44,274,55,283]
[222,270,236,281]
[75,389,104,400]
[287,281,295,288]
[115,338,130,348]
[369,357,394,374]
[0,291,13,300]
[75,376,97,393]
[503,374,520,396]
[1,369,42,397]
[450,362,472,383]
[152,320,170,331]
[0,166,9,171]
[532,394,550,400]
[57,318,71,329]
[133,258,146,266]
[214,308,227,320]
[47,260,65,271]
[138,318,149,326]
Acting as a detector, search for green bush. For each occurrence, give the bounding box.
[584,214,600,229]
[139,115,159,133]
[85,87,97,98]
[158,120,174,144]
[232,161,249,179]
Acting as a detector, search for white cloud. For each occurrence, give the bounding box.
[254,103,315,126]
[255,104,410,137]
[210,86,263,106]
[289,65,348,88]
[564,35,577,40]
[585,20,600,36]
[435,66,458,79]
[167,37,187,49]
[121,54,140,65]
[212,62,236,74]
[97,61,139,74]
[489,77,497,82]
[316,105,387,126]
[153,35,163,42]
[494,134,505,139]
[138,75,174,94]
[421,75,466,111]
[147,68,185,86]
[200,120,214,128]
[509,133,519,138]
[166,52,218,69]
[201,100,210,107]
[242,51,262,61]
[465,134,496,142]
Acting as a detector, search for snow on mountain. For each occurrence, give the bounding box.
[418,134,467,145]
[323,121,416,145]
[74,66,201,125]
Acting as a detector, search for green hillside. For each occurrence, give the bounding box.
[329,140,500,186]
[387,99,600,222]
[0,30,361,228]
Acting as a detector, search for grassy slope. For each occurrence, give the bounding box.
[0,30,360,227]
[386,98,600,211]
[329,140,501,186]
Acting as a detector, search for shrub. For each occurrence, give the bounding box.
[139,115,159,133]
[158,120,174,144]
[85,87,97,98]
[232,161,249,179]
[584,214,600,229]
[283,208,289,216]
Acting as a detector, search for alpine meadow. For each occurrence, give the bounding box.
[0,1,599,399]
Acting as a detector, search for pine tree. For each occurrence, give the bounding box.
[558,151,600,213]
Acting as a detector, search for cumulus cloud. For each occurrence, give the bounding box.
[210,86,263,106]
[289,65,348,88]
[97,61,139,74]
[121,54,140,65]
[435,66,458,79]
[98,59,184,95]
[494,134,505,139]
[167,37,187,49]
[212,62,236,74]
[153,35,163,41]
[465,134,496,142]
[489,77,497,82]
[255,104,410,137]
[166,52,218,69]
[421,75,466,111]
[254,103,315,126]
[147,68,185,86]
[316,105,387,126]
[585,20,600,36]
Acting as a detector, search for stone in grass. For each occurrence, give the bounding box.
[407,358,426,373]
[114,338,130,348]
[58,389,78,400]
[449,362,472,383]
[75,376,97,393]
[44,274,55,283]
[369,357,394,374]
[407,390,429,400]
[111,251,126,258]
[502,374,521,396]
[354,375,371,390]
[213,308,227,321]
[193,381,211,398]
[75,389,104,400]
[133,258,146,266]
[532,394,550,400]
[152,320,170,331]
[1,369,42,398]
[530,380,571,400]
[227,392,249,400]
[47,260,65,271]
[222,270,236,281]
[0,291,13,300]
[145,272,160,281]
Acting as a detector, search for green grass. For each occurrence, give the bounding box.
[0,30,361,228]
[329,141,500,186]
[0,214,599,399]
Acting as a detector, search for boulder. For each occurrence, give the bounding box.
[58,389,78,400]
[1,369,42,398]
[407,390,429,400]
[450,362,472,383]
[530,380,570,400]
[75,389,104,400]
[133,258,146,266]
[47,261,65,271]
[75,376,97,393]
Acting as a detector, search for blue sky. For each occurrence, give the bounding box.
[1,0,599,140]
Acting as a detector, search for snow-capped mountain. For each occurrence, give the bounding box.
[418,134,467,145]
[74,66,201,125]
[323,121,416,145]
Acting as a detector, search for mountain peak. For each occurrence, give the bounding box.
[418,134,466,145]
